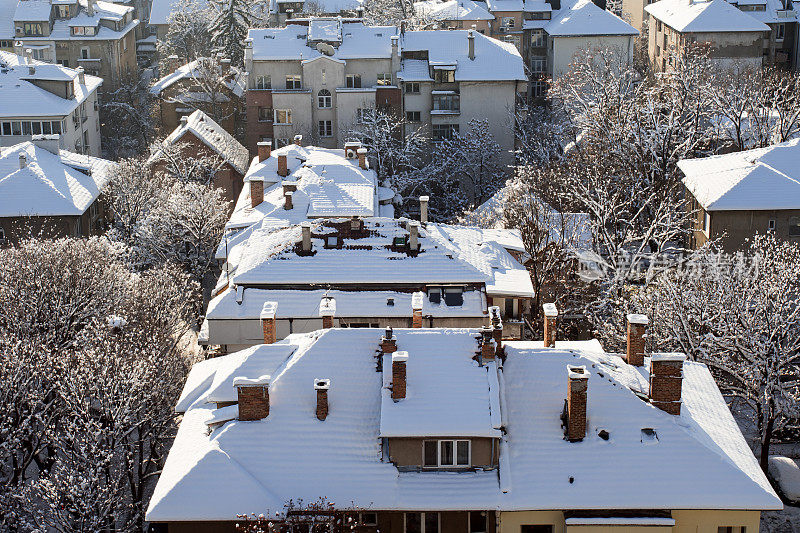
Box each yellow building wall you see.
[499,510,762,533]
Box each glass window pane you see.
[32,121,41,135]
[2,122,11,135]
[440,441,454,466]
[456,440,469,465]
[22,122,31,135]
[12,121,21,135]
[53,121,62,134]
[424,513,439,533]
[423,441,437,467]
[406,513,422,533]
[470,512,487,533]
[42,121,51,135]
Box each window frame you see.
[318,89,332,108]
[318,120,333,138]
[274,109,292,125]
[405,82,420,94]
[256,75,271,90]
[788,217,800,237]
[422,439,470,468]
[776,23,785,42]
[346,74,362,88]
[406,111,421,122]
[404,512,440,533]
[530,29,545,47]
[376,72,392,86]
[431,124,459,142]
[285,74,301,90]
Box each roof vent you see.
[640,428,658,444]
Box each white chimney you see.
[18,153,27,169]
[419,195,429,224]
[468,29,475,61]
[76,66,86,85]
[301,221,312,252]
[408,221,420,251]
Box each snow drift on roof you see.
[546,0,638,36]
[162,110,250,176]
[645,0,771,32]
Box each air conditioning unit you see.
[346,148,356,159]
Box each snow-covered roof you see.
[645,0,771,32]
[0,0,15,39]
[741,0,798,24]
[485,0,523,11]
[248,23,396,61]
[546,0,638,36]
[161,110,250,176]
[12,0,51,21]
[150,58,246,98]
[0,51,102,117]
[226,217,534,298]
[679,138,800,211]
[0,140,115,217]
[414,0,494,21]
[301,0,365,13]
[146,329,781,522]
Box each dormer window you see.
[423,439,470,468]
[23,23,44,36]
[443,287,463,306]
[56,5,70,18]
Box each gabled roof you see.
[679,138,800,211]
[150,58,246,98]
[546,0,638,36]
[645,0,770,32]
[414,0,494,21]
[13,0,51,21]
[0,140,115,217]
[162,110,250,176]
[145,329,781,523]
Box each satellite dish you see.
[316,42,335,56]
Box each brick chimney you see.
[408,221,420,251]
[543,303,558,348]
[18,153,27,169]
[284,190,293,210]
[257,141,272,162]
[278,154,288,177]
[480,329,495,360]
[566,365,589,441]
[626,314,649,366]
[489,305,503,355]
[319,296,335,328]
[235,375,270,421]
[391,351,409,401]
[301,221,312,252]
[419,195,429,224]
[380,326,397,353]
[260,301,278,344]
[468,29,475,60]
[315,378,330,420]
[166,54,180,75]
[282,180,297,194]
[411,291,424,328]
[294,134,302,146]
[650,354,686,415]
[357,147,367,170]
[344,141,361,159]
[250,178,264,208]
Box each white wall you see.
[551,35,635,79]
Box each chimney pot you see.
[319,297,336,328]
[301,222,312,252]
[419,195,429,224]
[626,314,649,366]
[411,291,424,328]
[257,141,272,162]
[391,351,409,401]
[380,326,397,353]
[250,177,264,208]
[566,365,589,441]
[293,134,302,146]
[76,66,85,85]
[260,301,278,344]
[18,153,27,169]
[468,29,475,60]
[543,303,558,348]
[314,378,330,420]
[284,190,294,210]
[650,354,686,415]
[480,334,495,360]
[28,65,35,75]
[235,375,270,421]
[278,154,288,177]
[357,147,368,170]
[488,305,503,356]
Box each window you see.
[530,29,545,47]
[405,513,439,533]
[318,120,333,137]
[258,106,273,121]
[530,56,546,74]
[434,69,455,83]
[405,82,420,94]
[768,219,776,233]
[504,297,514,317]
[318,89,332,108]
[360,513,378,526]
[531,79,547,99]
[285,75,301,89]
[1,122,10,135]
[81,47,90,59]
[776,23,785,41]
[428,287,441,304]
[469,512,487,533]
[11,121,21,136]
[346,74,362,88]
[433,93,460,112]
[422,440,470,467]
[656,20,662,32]
[789,217,800,237]
[520,527,553,533]
[377,72,392,85]
[255,75,271,89]
[431,124,458,141]
[23,23,43,36]
[56,5,69,17]
[530,11,550,20]
[443,287,463,306]
[501,16,515,30]
[356,108,372,123]
[717,528,747,533]
[274,109,292,124]
[406,111,421,122]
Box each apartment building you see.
[202,141,533,351]
[628,0,797,69]
[0,134,114,243]
[243,19,527,166]
[5,0,137,91]
[146,317,781,531]
[644,0,797,71]
[680,137,800,252]
[413,0,637,101]
[0,51,102,155]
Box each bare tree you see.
[156,0,215,64]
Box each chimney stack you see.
[220,58,231,76]
[76,66,85,85]
[300,222,312,252]
[87,0,95,16]
[180,115,189,127]
[293,134,302,146]
[489,305,503,355]
[18,153,27,169]
[357,147,367,170]
[626,314,649,366]
[468,29,475,60]
[278,154,288,177]
[319,297,335,328]
[650,354,686,415]
[250,177,264,208]
[260,301,278,344]
[543,303,558,348]
[380,326,397,353]
[408,221,420,252]
[566,365,589,441]
[480,329,495,360]
[391,351,409,401]
[166,54,180,75]
[235,375,270,421]
[314,378,330,420]
[411,291,424,328]
[257,141,272,162]
[284,190,293,210]
[28,65,35,75]
[419,195,429,224]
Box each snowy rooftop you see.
[0,51,102,117]
[12,0,136,36]
[546,0,638,36]
[224,217,534,298]
[249,23,396,61]
[414,0,494,21]
[679,138,800,211]
[146,329,781,522]
[0,0,14,39]
[149,58,247,99]
[645,0,771,32]
[0,140,115,216]
[160,110,250,176]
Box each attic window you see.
[428,287,441,304]
[443,287,463,306]
[423,440,470,468]
[387,297,395,306]
[640,428,658,444]
[326,235,338,248]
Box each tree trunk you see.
[760,411,775,473]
